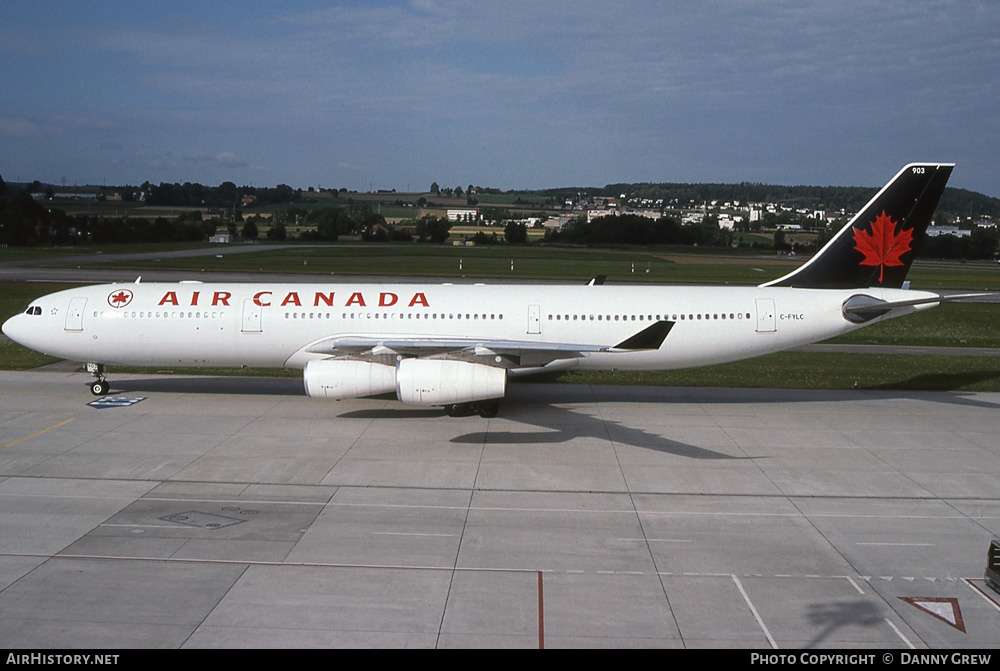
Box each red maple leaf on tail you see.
[852,211,913,283]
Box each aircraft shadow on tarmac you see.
[109,375,1000,460]
[109,374,1000,412]
[865,369,1000,407]
[340,404,743,459]
[113,375,305,396]
[111,376,745,459]
[806,600,883,649]
[334,384,757,460]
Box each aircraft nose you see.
[2,313,28,346]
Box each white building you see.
[926,225,970,238]
[447,208,480,222]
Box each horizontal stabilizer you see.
[842,292,997,323]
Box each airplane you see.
[2,163,988,417]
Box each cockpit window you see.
[24,306,42,316]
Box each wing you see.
[302,320,675,371]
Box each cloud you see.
[3,1,998,194]
[182,151,250,169]
[0,115,118,138]
[0,118,42,138]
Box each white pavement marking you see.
[884,618,916,649]
[964,579,1000,613]
[732,574,777,649]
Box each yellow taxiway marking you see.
[1,418,75,450]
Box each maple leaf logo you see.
[852,211,913,284]
[107,289,133,308]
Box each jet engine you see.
[303,359,396,399]
[395,359,506,406]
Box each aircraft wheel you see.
[477,400,500,418]
[90,380,109,396]
[446,403,470,417]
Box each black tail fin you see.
[762,163,953,289]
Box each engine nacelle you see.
[303,359,397,399]
[395,359,506,406]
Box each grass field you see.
[0,242,219,261]
[51,241,1000,289]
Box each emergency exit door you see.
[527,305,540,334]
[755,298,776,333]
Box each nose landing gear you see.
[87,363,109,396]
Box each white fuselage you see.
[2,281,935,373]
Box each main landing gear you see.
[445,399,501,418]
[87,363,109,396]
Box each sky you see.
[2,1,998,196]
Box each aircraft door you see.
[241,299,262,333]
[64,297,87,332]
[755,298,776,333]
[527,304,540,334]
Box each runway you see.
[1,371,999,648]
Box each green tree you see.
[773,229,791,251]
[314,208,342,241]
[415,215,451,243]
[217,181,237,205]
[267,223,287,241]
[241,220,258,240]
[504,221,528,244]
